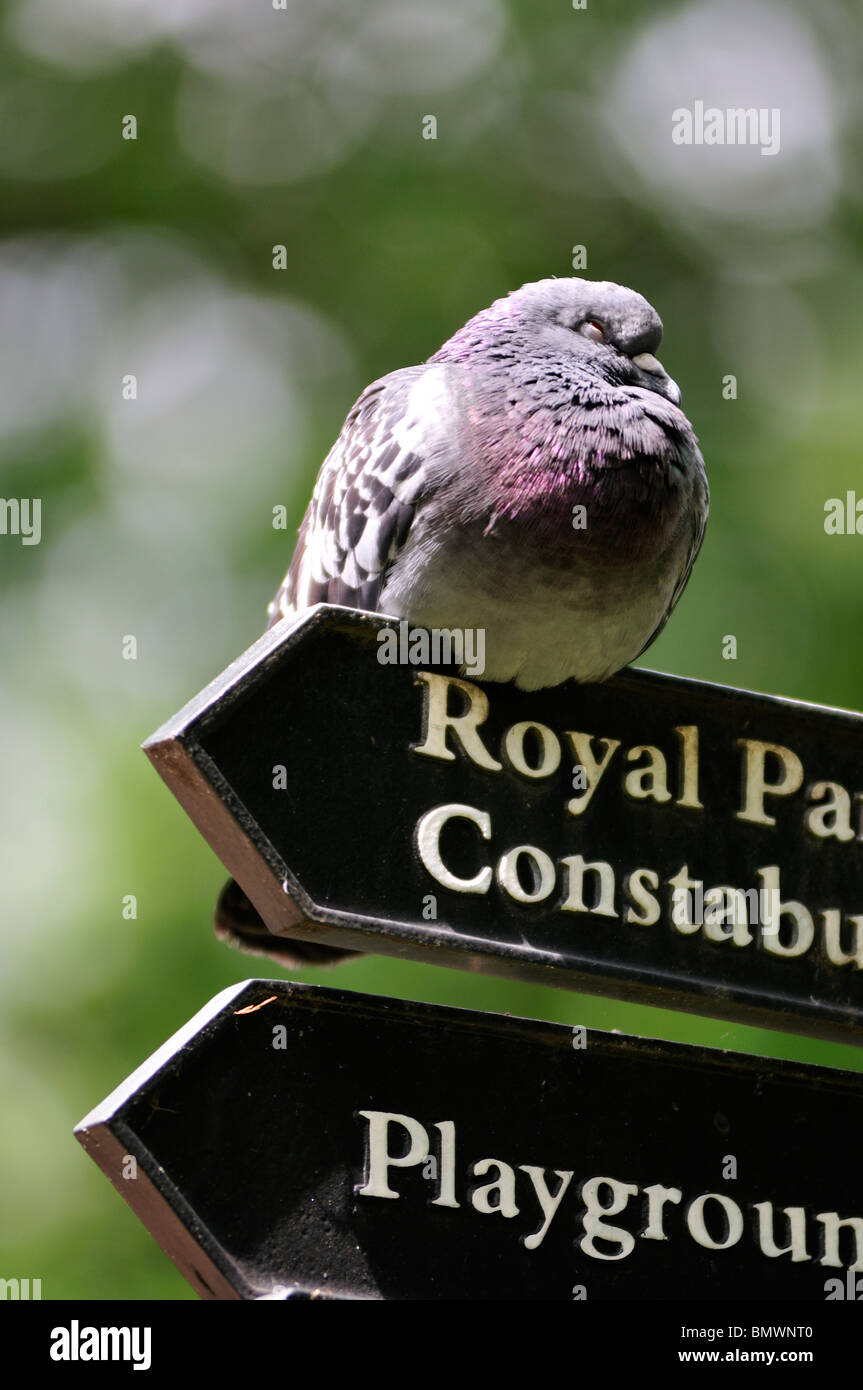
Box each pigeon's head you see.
[504,277,682,406]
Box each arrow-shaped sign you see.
[144,605,863,1042]
[75,979,863,1301]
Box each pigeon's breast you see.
[378,362,706,687]
[379,484,698,689]
[446,372,697,555]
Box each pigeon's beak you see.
[631,352,682,406]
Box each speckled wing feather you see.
[221,364,448,969]
[267,365,432,627]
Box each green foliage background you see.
[1,0,861,1298]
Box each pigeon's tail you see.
[214,878,360,967]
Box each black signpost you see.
[75,603,863,1309]
[75,978,863,1303]
[143,605,863,1043]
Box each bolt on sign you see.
[144,605,863,1043]
[75,980,863,1301]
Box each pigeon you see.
[216,276,708,963]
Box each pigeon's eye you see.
[579,320,605,343]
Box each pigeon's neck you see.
[484,456,681,550]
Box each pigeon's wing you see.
[268,364,442,627]
[220,366,448,969]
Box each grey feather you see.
[268,367,435,625]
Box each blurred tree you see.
[1,0,861,1298]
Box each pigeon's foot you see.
[214,878,361,968]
